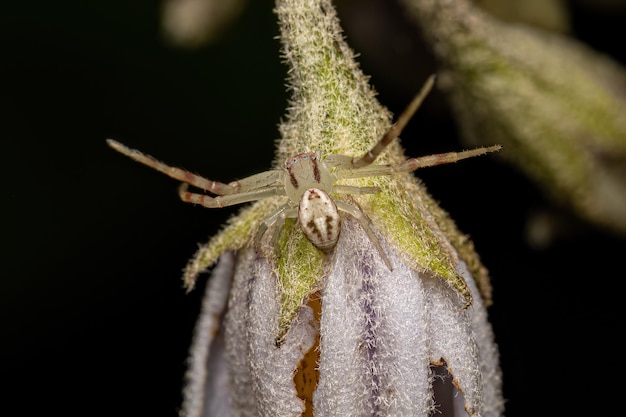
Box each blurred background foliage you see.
[1,1,625,416]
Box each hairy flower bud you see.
[178,1,503,416]
[401,0,626,234]
[183,218,502,416]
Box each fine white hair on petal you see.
[223,249,319,416]
[424,265,483,416]
[182,221,502,417]
[181,252,235,417]
[457,261,505,417]
[316,217,433,416]
[426,259,504,416]
[316,217,503,417]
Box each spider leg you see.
[227,170,283,193]
[333,185,381,195]
[252,204,298,251]
[334,200,392,270]
[394,145,502,172]
[335,145,502,179]
[349,74,436,169]
[107,139,281,195]
[179,183,285,208]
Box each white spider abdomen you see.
[298,188,341,252]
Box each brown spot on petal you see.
[294,294,321,417]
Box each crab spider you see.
[107,75,500,269]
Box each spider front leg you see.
[179,183,285,208]
[350,74,436,169]
[333,185,381,195]
[322,74,437,172]
[393,145,502,173]
[107,139,283,195]
[107,139,242,195]
[335,145,502,180]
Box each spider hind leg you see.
[334,200,393,270]
[252,204,298,255]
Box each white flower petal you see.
[425,260,503,416]
[315,218,433,416]
[224,250,319,416]
[314,217,503,416]
[181,252,235,417]
[182,220,502,417]
[458,262,504,417]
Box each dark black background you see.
[2,1,624,416]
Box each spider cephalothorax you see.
[107,75,500,269]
